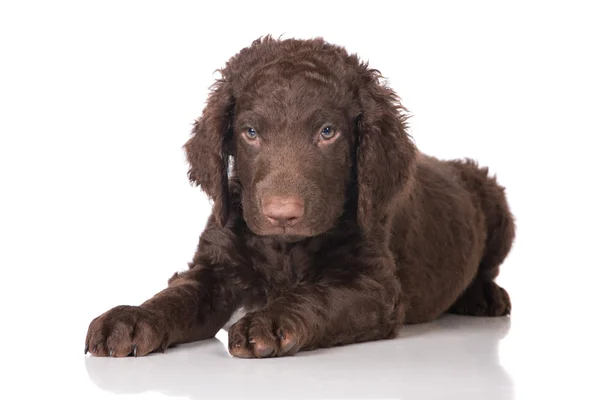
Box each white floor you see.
[9,306,600,399]
[2,2,599,399]
[83,315,516,399]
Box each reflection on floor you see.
[85,314,512,400]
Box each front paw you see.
[85,305,168,357]
[228,310,303,358]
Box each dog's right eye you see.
[244,127,258,140]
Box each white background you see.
[1,1,599,399]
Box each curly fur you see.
[85,36,515,359]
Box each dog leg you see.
[85,265,239,357]
[449,278,511,317]
[228,273,404,358]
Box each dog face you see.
[231,65,355,238]
[185,37,416,238]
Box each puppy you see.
[85,36,515,358]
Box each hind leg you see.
[450,189,515,317]
[448,159,516,317]
[449,278,511,316]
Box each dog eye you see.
[244,127,258,140]
[320,126,336,140]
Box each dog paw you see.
[450,279,511,317]
[228,310,302,358]
[85,305,169,357]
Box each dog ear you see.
[184,77,234,227]
[355,68,417,233]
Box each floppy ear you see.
[184,78,234,227]
[355,69,417,233]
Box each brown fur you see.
[85,36,515,358]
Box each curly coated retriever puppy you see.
[85,36,515,358]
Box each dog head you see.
[185,37,416,239]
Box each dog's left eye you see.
[320,126,336,140]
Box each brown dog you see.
[85,36,515,358]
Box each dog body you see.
[391,154,512,323]
[85,37,514,358]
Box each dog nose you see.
[262,196,304,227]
